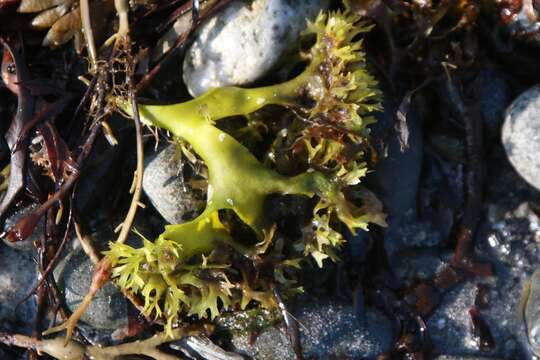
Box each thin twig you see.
[115,63,144,246]
[74,220,100,264]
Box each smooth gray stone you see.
[183,0,329,96]
[54,248,128,331]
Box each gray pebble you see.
[143,144,205,224]
[502,85,540,191]
[54,248,128,332]
[183,0,329,96]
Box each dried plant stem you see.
[3,325,206,360]
[74,221,100,264]
[115,0,130,40]
[115,68,144,246]
[80,0,97,71]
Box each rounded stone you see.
[502,85,540,191]
[182,0,329,97]
[142,144,205,224]
[55,248,128,331]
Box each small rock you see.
[470,148,540,358]
[170,336,245,360]
[183,0,329,96]
[371,94,423,218]
[3,204,44,251]
[142,144,205,224]
[0,242,37,334]
[426,280,530,358]
[502,85,540,190]
[54,247,128,334]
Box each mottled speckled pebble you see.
[502,85,540,191]
[142,144,205,224]
[183,0,329,96]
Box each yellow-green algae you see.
[105,10,385,335]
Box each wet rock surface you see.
[224,299,393,359]
[183,0,329,96]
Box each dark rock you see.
[371,95,423,218]
[54,247,128,337]
[0,242,37,335]
[434,356,503,360]
[427,149,540,359]
[298,300,393,358]
[392,249,449,288]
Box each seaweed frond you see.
[106,9,384,334]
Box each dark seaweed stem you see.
[451,80,484,267]
[17,196,75,309]
[0,38,35,220]
[6,74,106,242]
[29,208,55,360]
[13,96,73,154]
[66,75,98,146]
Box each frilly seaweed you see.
[106,9,385,335]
